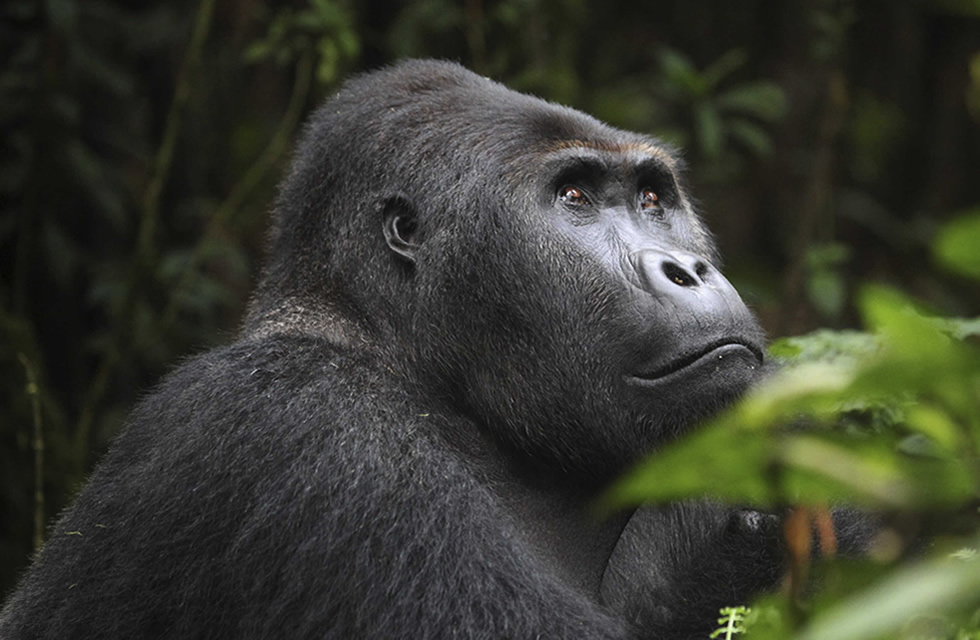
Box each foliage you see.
[935,209,980,280]
[711,606,751,639]
[605,211,980,638]
[244,0,358,86]
[648,47,787,179]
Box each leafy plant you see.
[935,209,980,280]
[244,0,358,86]
[652,48,787,169]
[711,606,751,639]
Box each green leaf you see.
[768,330,879,367]
[701,49,748,90]
[317,39,340,84]
[858,285,951,360]
[695,101,723,158]
[767,338,802,360]
[935,210,980,279]
[727,118,773,157]
[904,403,961,452]
[798,550,980,640]
[658,48,704,96]
[243,41,272,63]
[601,419,776,511]
[716,82,787,121]
[338,29,360,58]
[940,317,980,340]
[605,345,975,511]
[777,433,973,508]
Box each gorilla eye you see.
[640,188,662,212]
[558,185,590,207]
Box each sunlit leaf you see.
[734,361,857,425]
[939,317,980,340]
[904,403,961,452]
[601,420,776,511]
[858,285,954,362]
[798,551,980,640]
[768,330,879,367]
[778,434,974,508]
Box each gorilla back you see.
[0,60,774,639]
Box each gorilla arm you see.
[601,502,786,640]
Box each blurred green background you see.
[1,0,979,596]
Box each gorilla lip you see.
[631,340,763,382]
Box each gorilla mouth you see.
[632,340,764,382]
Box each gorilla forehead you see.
[301,59,678,185]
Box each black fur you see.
[1,60,787,639]
[602,503,785,639]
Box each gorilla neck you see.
[243,296,372,347]
[449,423,632,598]
[502,465,634,598]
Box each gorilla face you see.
[539,144,764,402]
[403,120,765,479]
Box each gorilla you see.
[0,60,787,639]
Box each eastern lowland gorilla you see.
[1,60,791,639]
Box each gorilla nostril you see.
[662,261,698,288]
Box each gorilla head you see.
[248,60,765,480]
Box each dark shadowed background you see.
[1,0,979,595]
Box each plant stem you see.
[156,51,314,336]
[18,353,44,551]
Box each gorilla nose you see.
[633,249,712,294]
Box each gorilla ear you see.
[381,195,422,263]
